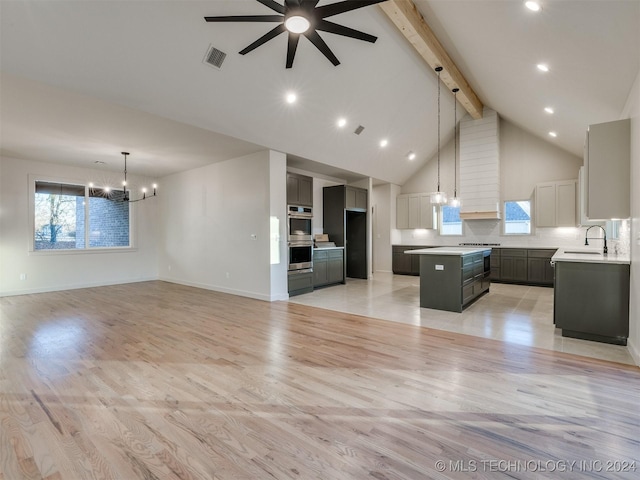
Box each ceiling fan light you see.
[525,1,542,12]
[285,15,310,34]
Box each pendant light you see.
[431,66,447,205]
[449,88,461,208]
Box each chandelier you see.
[120,152,157,202]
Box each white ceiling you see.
[1,1,638,184]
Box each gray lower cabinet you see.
[499,249,528,283]
[527,249,555,285]
[419,251,490,313]
[554,261,629,345]
[489,249,501,280]
[313,249,344,288]
[392,245,428,275]
[398,247,556,287]
[288,271,313,296]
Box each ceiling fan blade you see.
[204,15,283,23]
[316,0,388,19]
[303,30,340,66]
[316,19,377,43]
[286,34,301,68]
[239,23,287,55]
[256,0,286,14]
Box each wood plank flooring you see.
[1,281,639,479]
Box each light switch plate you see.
[435,265,444,271]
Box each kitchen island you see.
[407,247,491,312]
[552,248,630,345]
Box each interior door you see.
[346,210,367,279]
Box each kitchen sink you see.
[563,250,601,255]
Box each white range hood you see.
[459,108,501,220]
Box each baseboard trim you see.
[159,276,281,302]
[0,277,158,297]
[627,338,640,367]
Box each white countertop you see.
[406,247,492,256]
[551,248,630,265]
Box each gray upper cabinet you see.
[535,180,577,227]
[585,119,630,220]
[287,172,313,206]
[396,193,434,229]
[345,186,367,211]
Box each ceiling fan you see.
[204,0,388,68]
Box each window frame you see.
[502,199,532,236]
[439,204,464,236]
[29,174,136,254]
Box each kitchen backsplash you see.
[396,219,630,253]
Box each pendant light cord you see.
[453,88,459,198]
[436,67,442,193]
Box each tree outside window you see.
[34,181,130,250]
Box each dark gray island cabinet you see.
[552,249,630,345]
[407,247,491,313]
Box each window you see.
[504,200,531,235]
[440,205,463,235]
[34,180,130,251]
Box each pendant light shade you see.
[431,67,447,205]
[449,88,462,208]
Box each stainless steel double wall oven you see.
[287,205,313,273]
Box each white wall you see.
[158,150,285,301]
[372,183,401,273]
[623,70,640,365]
[0,156,159,295]
[500,119,584,200]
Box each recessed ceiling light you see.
[525,1,542,12]
[337,117,347,128]
[285,92,297,104]
[544,107,554,114]
[549,131,557,137]
[407,152,416,161]
[380,139,388,148]
[537,63,549,72]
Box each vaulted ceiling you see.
[1,1,638,185]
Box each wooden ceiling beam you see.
[379,0,484,119]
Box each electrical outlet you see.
[168,265,172,271]
[19,273,27,280]
[250,234,257,240]
[226,272,230,279]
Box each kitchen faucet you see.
[584,225,608,254]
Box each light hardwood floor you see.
[1,281,639,479]
[290,273,635,364]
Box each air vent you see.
[354,125,365,135]
[204,45,227,69]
